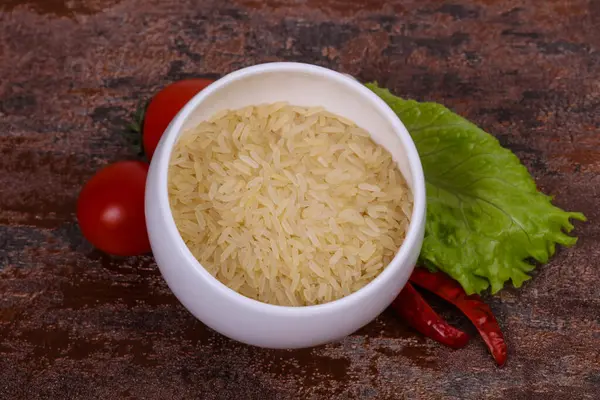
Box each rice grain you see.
[168,103,412,306]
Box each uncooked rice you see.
[168,103,413,306]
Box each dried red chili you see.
[409,268,508,366]
[391,282,470,349]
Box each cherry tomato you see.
[143,79,214,160]
[77,161,151,256]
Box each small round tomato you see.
[77,161,151,256]
[143,79,214,160]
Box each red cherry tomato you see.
[143,79,214,160]
[77,161,151,256]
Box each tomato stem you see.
[126,100,149,159]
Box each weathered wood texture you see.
[1,0,599,399]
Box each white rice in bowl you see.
[168,103,413,306]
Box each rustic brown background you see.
[1,0,599,399]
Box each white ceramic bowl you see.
[145,62,426,349]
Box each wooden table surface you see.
[1,0,599,399]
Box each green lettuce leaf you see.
[368,83,586,294]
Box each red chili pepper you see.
[391,282,470,349]
[409,268,508,366]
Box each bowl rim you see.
[151,61,426,316]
